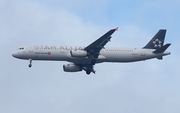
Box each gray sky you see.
[0,0,180,113]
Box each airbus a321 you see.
[12,28,171,75]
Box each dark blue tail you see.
[143,29,166,49]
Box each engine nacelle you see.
[70,50,87,57]
[63,64,82,72]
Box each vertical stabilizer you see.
[143,29,166,49]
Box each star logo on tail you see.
[153,39,162,48]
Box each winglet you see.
[115,27,118,31]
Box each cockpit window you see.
[18,47,24,50]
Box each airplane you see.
[12,28,171,75]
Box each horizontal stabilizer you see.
[153,43,171,53]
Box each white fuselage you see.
[12,46,170,64]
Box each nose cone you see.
[12,51,19,58]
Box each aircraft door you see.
[60,46,65,53]
[28,46,33,53]
[141,49,146,56]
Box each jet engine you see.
[63,64,82,72]
[70,50,87,57]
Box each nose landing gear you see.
[28,64,32,67]
[28,59,32,67]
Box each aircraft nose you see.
[12,51,18,58]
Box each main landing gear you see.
[82,65,96,75]
[91,60,96,65]
[86,70,91,75]
[85,69,96,75]
[28,59,32,67]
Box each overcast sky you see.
[0,0,180,113]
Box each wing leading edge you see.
[84,27,118,57]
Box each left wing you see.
[76,28,118,75]
[84,27,118,58]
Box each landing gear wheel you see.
[28,64,32,67]
[28,59,32,68]
[86,70,91,75]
